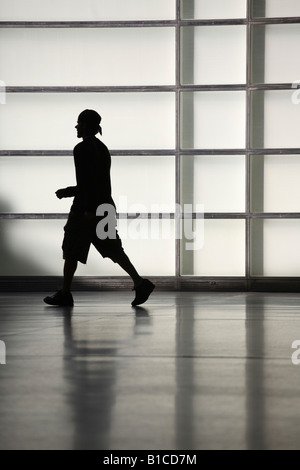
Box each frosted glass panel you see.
[181,26,246,85]
[0,219,175,276]
[112,157,175,213]
[0,93,175,150]
[0,0,175,21]
[181,219,245,276]
[251,91,300,149]
[0,219,65,275]
[181,0,247,19]
[0,156,175,214]
[86,219,175,277]
[181,155,245,212]
[251,155,300,213]
[253,0,300,18]
[181,92,246,149]
[0,157,75,213]
[251,220,300,277]
[0,28,175,86]
[252,25,300,84]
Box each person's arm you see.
[55,186,77,199]
[74,145,96,212]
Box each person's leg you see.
[43,258,77,306]
[92,228,143,287]
[113,250,155,306]
[115,251,142,288]
[62,258,78,293]
[44,212,84,306]
[92,226,155,306]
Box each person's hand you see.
[55,189,67,199]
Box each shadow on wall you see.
[0,197,50,276]
[0,198,104,292]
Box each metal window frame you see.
[1,0,300,291]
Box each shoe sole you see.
[43,297,74,307]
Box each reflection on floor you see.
[0,291,300,450]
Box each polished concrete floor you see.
[1,290,300,450]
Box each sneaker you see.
[131,279,155,306]
[43,290,74,307]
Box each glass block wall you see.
[0,0,300,290]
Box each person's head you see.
[75,109,102,138]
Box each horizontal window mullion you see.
[1,17,300,29]
[0,20,176,28]
[181,149,300,155]
[5,84,299,93]
[0,150,176,157]
[249,149,300,155]
[6,86,177,93]
[3,213,300,220]
[180,149,246,155]
[180,18,300,26]
[0,213,177,219]
[0,213,69,219]
[249,213,300,219]
[250,17,300,25]
[1,149,300,157]
[179,19,247,26]
[249,83,300,91]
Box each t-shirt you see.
[66,136,116,214]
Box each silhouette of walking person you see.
[44,109,155,307]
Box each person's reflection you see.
[174,296,196,450]
[245,295,266,450]
[50,305,154,450]
[133,306,151,340]
[52,307,117,450]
